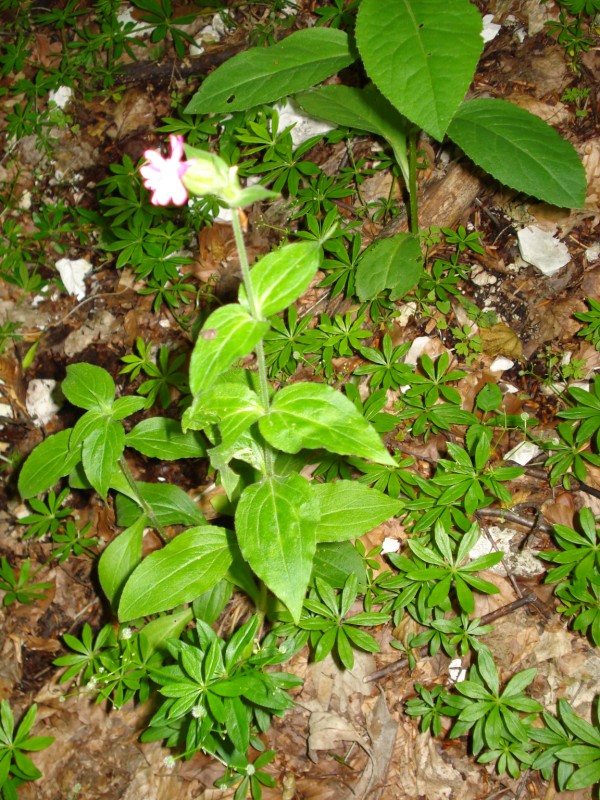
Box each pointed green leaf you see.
[112,478,207,528]
[447,98,587,208]
[189,304,269,396]
[314,481,402,542]
[239,242,322,318]
[119,526,233,620]
[98,515,146,610]
[82,420,125,499]
[355,233,423,302]
[125,418,206,459]
[312,541,367,589]
[18,428,80,499]
[259,382,395,465]
[62,363,115,411]
[184,28,356,114]
[235,474,319,623]
[355,0,483,140]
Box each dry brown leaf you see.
[480,323,524,361]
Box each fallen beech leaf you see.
[480,323,523,361]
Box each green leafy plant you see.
[297,574,389,669]
[575,297,600,349]
[0,558,53,607]
[0,700,54,798]
[18,488,73,539]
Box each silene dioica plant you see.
[15,0,596,793]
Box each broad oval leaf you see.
[235,474,319,623]
[82,419,125,499]
[112,479,207,528]
[189,304,269,397]
[356,0,483,140]
[295,84,409,182]
[184,28,356,114]
[125,418,206,459]
[260,383,396,465]
[314,481,402,542]
[239,242,322,318]
[18,428,81,499]
[356,233,423,302]
[98,515,146,610]
[62,362,115,411]
[447,98,587,208]
[119,526,233,620]
[312,541,367,589]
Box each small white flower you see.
[246,764,256,776]
[163,756,176,769]
[191,705,205,719]
[120,627,133,640]
[381,537,400,554]
[278,644,287,654]
[86,676,98,690]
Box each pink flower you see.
[140,135,189,206]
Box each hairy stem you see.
[231,208,274,476]
[407,126,419,235]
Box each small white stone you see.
[48,86,73,110]
[117,6,146,34]
[404,336,432,366]
[517,226,570,276]
[489,356,514,373]
[26,379,60,426]
[275,99,335,148]
[55,258,93,300]
[585,242,600,263]
[481,14,501,42]
[471,265,497,286]
[504,441,542,466]
[381,537,400,554]
[448,658,467,684]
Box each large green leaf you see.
[260,383,396,466]
[112,479,207,528]
[312,542,367,589]
[239,242,322,318]
[313,481,402,542]
[235,474,319,623]
[125,418,206,459]
[189,304,269,397]
[447,98,587,208]
[184,28,355,114]
[119,527,233,620]
[98,515,146,610]
[355,233,423,302]
[295,84,409,183]
[355,0,483,140]
[183,384,264,447]
[62,363,115,411]
[18,428,81,498]
[82,419,125,499]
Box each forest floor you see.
[0,0,599,798]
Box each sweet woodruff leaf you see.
[184,28,356,114]
[235,474,319,623]
[259,382,396,466]
[119,527,233,620]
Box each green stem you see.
[231,208,274,476]
[118,456,169,544]
[407,126,419,235]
